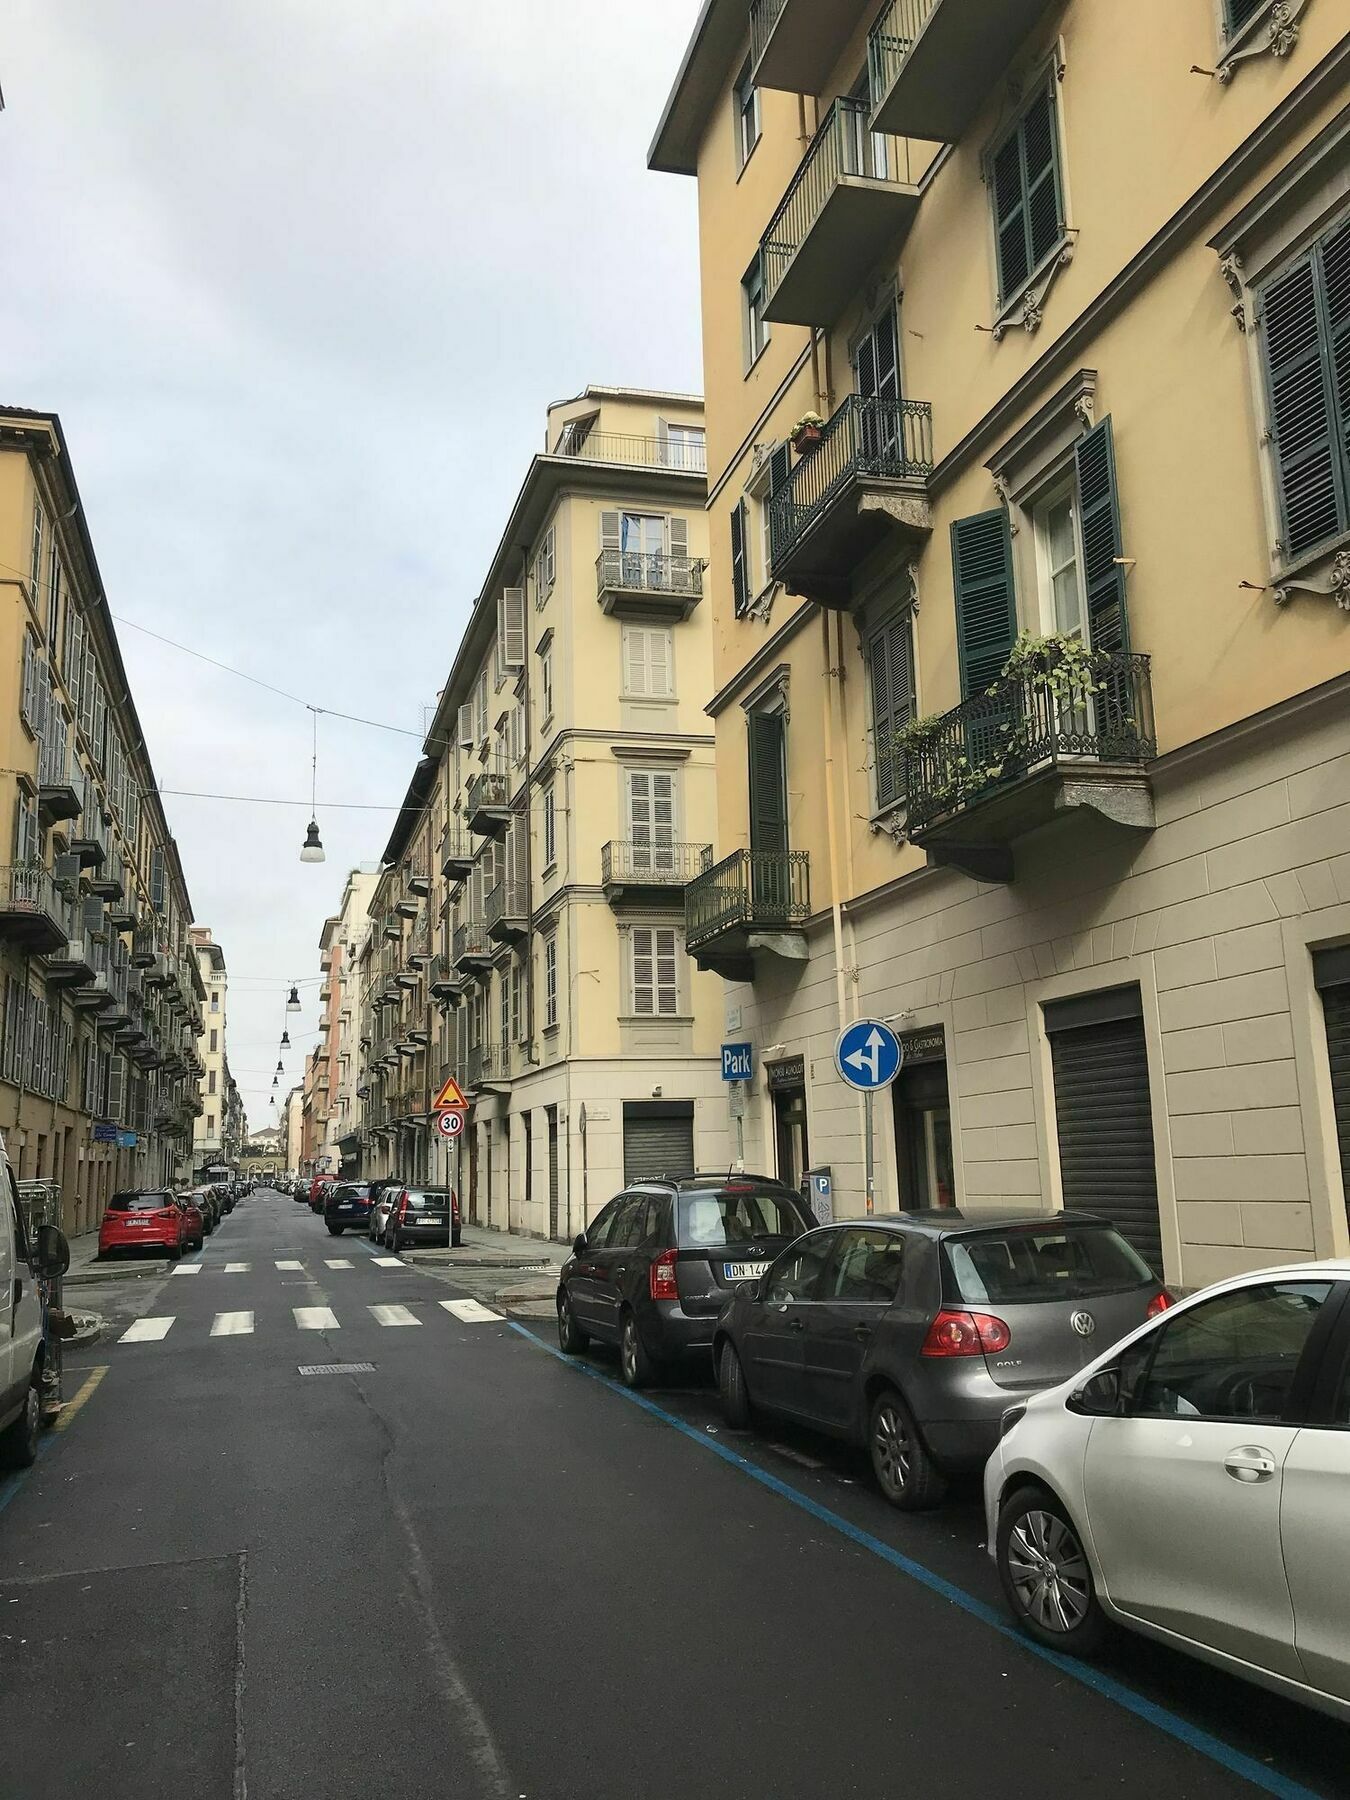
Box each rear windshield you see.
[110,1191,173,1211]
[945,1226,1154,1305]
[404,1191,450,1211]
[332,1185,370,1200]
[678,1188,805,1249]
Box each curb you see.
[65,1260,173,1286]
[64,1313,104,1347]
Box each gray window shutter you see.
[499,588,525,668]
[731,501,749,617]
[1074,417,1130,655]
[600,511,621,554]
[951,509,1017,697]
[457,701,474,749]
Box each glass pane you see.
[764,1231,834,1301]
[679,1189,806,1248]
[826,1229,904,1302]
[1135,1282,1333,1421]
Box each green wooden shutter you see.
[1323,218,1350,528]
[1074,417,1129,655]
[991,84,1063,305]
[1226,0,1266,31]
[1259,239,1347,559]
[731,500,749,617]
[992,133,1029,303]
[952,510,1017,696]
[747,709,787,856]
[869,613,915,811]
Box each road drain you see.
[298,1362,376,1376]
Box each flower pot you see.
[791,426,823,455]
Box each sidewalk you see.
[403,1223,567,1316]
[63,1228,172,1287]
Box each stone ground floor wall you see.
[723,683,1350,1290]
[1,1080,179,1237]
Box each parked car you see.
[324,1182,374,1236]
[216,1184,235,1215]
[308,1175,335,1214]
[175,1190,205,1252]
[986,1260,1350,1723]
[713,1210,1171,1510]
[558,1175,814,1389]
[0,1132,66,1467]
[384,1186,460,1252]
[192,1185,221,1233]
[292,1181,309,1204]
[98,1190,190,1261]
[368,1181,402,1243]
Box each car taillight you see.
[649,1248,679,1301]
[157,1209,178,1220]
[1146,1289,1174,1319]
[921,1308,1011,1357]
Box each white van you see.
[0,1132,65,1468]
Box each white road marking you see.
[294,1307,339,1330]
[171,1263,203,1276]
[211,1312,255,1337]
[120,1317,175,1343]
[371,1256,404,1268]
[440,1299,503,1323]
[324,1259,353,1269]
[225,1263,251,1273]
[275,1259,304,1271]
[370,1304,420,1327]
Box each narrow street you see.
[0,1189,1340,1800]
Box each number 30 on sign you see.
[435,1110,465,1139]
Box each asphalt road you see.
[0,1190,1344,1800]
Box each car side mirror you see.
[572,1234,587,1255]
[1071,1366,1122,1416]
[35,1224,70,1279]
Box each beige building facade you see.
[190,927,233,1170]
[0,409,205,1231]
[652,1,1350,1285]
[319,867,377,1176]
[358,388,730,1236]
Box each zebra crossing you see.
[118,1297,504,1344]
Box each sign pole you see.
[864,1091,875,1217]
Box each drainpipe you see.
[819,611,849,1039]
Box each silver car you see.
[368,1182,402,1243]
[986,1260,1350,1724]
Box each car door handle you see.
[854,1324,873,1341]
[1225,1446,1277,1484]
[786,1317,804,1332]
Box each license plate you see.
[723,1261,768,1281]
[420,1217,445,1225]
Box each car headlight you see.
[999,1403,1027,1441]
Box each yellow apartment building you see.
[357,387,729,1235]
[652,1,1350,1285]
[190,926,230,1168]
[0,408,205,1230]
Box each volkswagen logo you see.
[1070,1311,1096,1339]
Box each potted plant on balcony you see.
[789,412,826,455]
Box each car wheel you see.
[718,1342,752,1430]
[193,1237,204,1253]
[557,1293,589,1355]
[619,1312,655,1390]
[326,1223,343,1237]
[868,1388,947,1512]
[0,1370,41,1470]
[166,1241,181,1262]
[451,1229,462,1248]
[997,1487,1108,1655]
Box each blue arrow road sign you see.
[834,1019,903,1092]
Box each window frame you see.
[542,782,557,872]
[742,254,771,372]
[621,622,675,701]
[983,62,1069,318]
[865,601,917,816]
[733,58,761,173]
[627,923,681,1019]
[543,933,558,1031]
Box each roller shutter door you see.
[623,1102,694,1185]
[1314,949,1350,1230]
[1046,987,1162,1273]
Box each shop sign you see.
[900,1027,946,1065]
[766,1056,805,1091]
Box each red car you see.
[177,1191,206,1252]
[308,1175,336,1213]
[98,1190,189,1260]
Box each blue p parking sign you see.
[721,1042,754,1081]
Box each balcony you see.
[394,891,419,921]
[467,771,512,839]
[73,939,114,1012]
[108,894,138,931]
[601,841,708,906]
[750,0,871,94]
[46,929,96,987]
[453,920,494,978]
[407,916,433,968]
[70,809,108,870]
[429,955,465,1008]
[595,550,705,622]
[131,923,159,969]
[405,850,431,898]
[144,952,173,989]
[441,828,475,881]
[382,911,402,941]
[485,880,528,945]
[767,394,932,608]
[868,0,1049,142]
[37,742,82,826]
[685,849,811,980]
[89,853,125,902]
[552,427,706,474]
[762,97,920,329]
[903,652,1157,882]
[0,866,68,954]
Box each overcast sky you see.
[1,0,702,1136]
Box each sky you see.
[1,0,704,1136]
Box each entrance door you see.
[546,1107,559,1239]
[891,1055,954,1209]
[772,1086,809,1196]
[853,307,901,463]
[748,710,789,919]
[1046,986,1163,1274]
[1314,949,1350,1234]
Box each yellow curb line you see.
[54,1365,109,1431]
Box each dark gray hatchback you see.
[557,1175,814,1388]
[713,1210,1171,1510]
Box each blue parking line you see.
[510,1322,1322,1800]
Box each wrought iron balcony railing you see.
[453,920,493,969]
[601,841,707,888]
[485,880,528,940]
[867,0,1047,141]
[0,865,67,951]
[767,394,932,584]
[685,849,811,954]
[441,827,475,878]
[903,653,1156,836]
[552,426,706,473]
[867,0,930,103]
[595,551,705,601]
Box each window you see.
[629,926,679,1017]
[626,769,676,872]
[510,958,524,1043]
[766,1232,835,1304]
[1129,1282,1332,1422]
[30,498,44,607]
[206,1114,216,1135]
[988,76,1065,308]
[209,1029,218,1053]
[1257,217,1350,563]
[475,670,489,745]
[211,989,221,1012]
[733,59,761,170]
[730,499,750,617]
[746,444,791,598]
[742,254,770,368]
[585,1197,622,1248]
[534,525,556,608]
[867,608,916,812]
[1223,0,1270,38]
[1033,487,1085,637]
[499,966,510,1055]
[14,790,39,866]
[622,624,673,699]
[824,1228,905,1303]
[539,642,554,725]
[664,423,706,471]
[208,1069,217,1095]
[46,539,61,647]
[20,633,42,735]
[542,783,556,869]
[543,935,558,1029]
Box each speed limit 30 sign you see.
[435,1109,465,1139]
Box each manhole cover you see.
[297,1362,375,1376]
